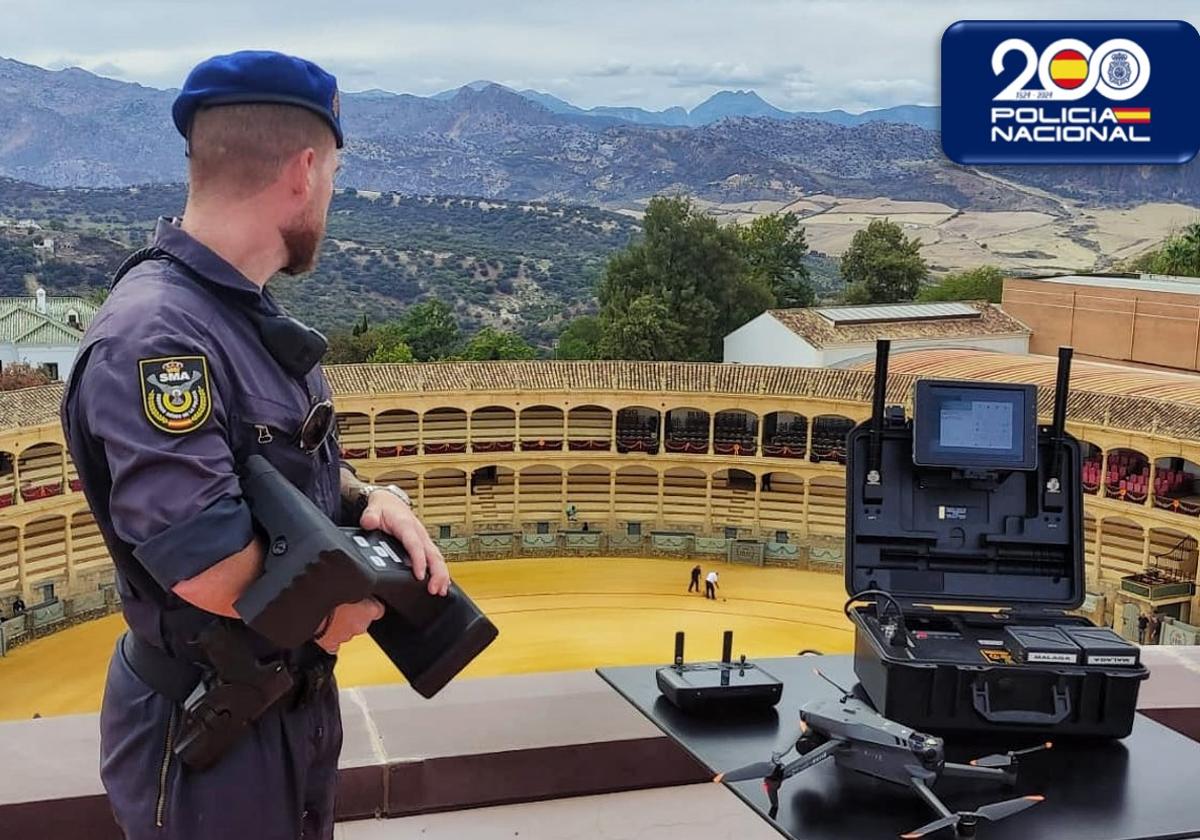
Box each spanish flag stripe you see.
[1113,108,1151,123]
[1049,59,1088,80]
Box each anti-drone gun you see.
[234,454,498,697]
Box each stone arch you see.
[423,408,467,454]
[375,409,419,457]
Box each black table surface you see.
[597,655,1200,840]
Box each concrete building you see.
[0,288,98,381]
[1004,274,1200,373]
[723,301,1031,368]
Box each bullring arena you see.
[2,355,1200,722]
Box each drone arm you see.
[908,776,954,821]
[941,761,1013,783]
[777,738,842,781]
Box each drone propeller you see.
[714,761,781,784]
[975,795,1045,822]
[899,814,961,839]
[970,741,1053,769]
[900,795,1044,838]
[715,758,786,816]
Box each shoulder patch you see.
[139,355,213,434]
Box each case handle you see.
[971,676,1071,725]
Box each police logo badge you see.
[139,356,212,434]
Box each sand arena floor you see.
[0,557,854,720]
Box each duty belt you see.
[120,629,334,769]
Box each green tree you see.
[840,219,927,304]
[367,323,415,363]
[1149,222,1200,277]
[917,265,1005,303]
[461,327,536,360]
[325,330,372,364]
[597,196,767,361]
[738,213,814,308]
[597,294,689,361]
[399,299,460,361]
[555,315,602,360]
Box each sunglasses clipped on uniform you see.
[298,399,335,455]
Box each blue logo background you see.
[942,20,1200,165]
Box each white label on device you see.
[978,639,1005,647]
[1027,652,1078,664]
[1088,655,1137,666]
[380,540,404,565]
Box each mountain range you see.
[431,80,940,130]
[1,57,1197,208]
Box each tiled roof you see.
[867,349,1200,439]
[0,294,96,345]
[877,349,1200,408]
[0,383,66,429]
[767,301,1030,348]
[0,295,98,327]
[0,308,83,344]
[4,357,1200,440]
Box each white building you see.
[0,288,99,381]
[724,301,1031,369]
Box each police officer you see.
[61,51,450,839]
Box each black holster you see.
[121,625,326,772]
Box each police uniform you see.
[61,52,348,840]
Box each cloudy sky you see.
[4,0,1199,112]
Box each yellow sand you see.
[0,557,853,720]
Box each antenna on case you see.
[863,339,890,502]
[1045,346,1073,502]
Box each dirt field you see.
[655,190,1200,277]
[0,557,853,721]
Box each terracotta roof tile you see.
[3,357,1200,441]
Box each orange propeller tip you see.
[969,759,978,766]
[1045,741,1054,749]
[713,773,725,784]
[900,833,921,839]
[1026,795,1045,802]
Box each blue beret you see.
[173,50,343,148]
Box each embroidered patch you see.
[139,356,212,434]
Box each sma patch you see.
[140,356,213,434]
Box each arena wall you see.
[1,360,1198,635]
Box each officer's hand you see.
[315,597,384,654]
[360,493,451,597]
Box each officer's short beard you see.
[280,202,325,276]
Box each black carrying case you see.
[844,343,1148,739]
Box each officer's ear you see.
[281,147,319,203]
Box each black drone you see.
[715,671,1050,838]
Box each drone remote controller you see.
[656,630,783,713]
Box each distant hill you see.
[689,90,794,124]
[0,58,1195,208]
[431,80,938,129]
[0,177,640,344]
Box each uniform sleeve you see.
[78,334,254,590]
